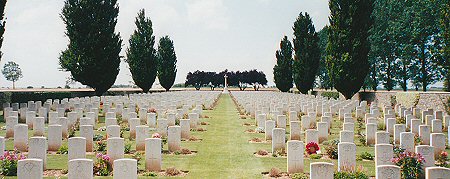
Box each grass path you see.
[165,93,268,178]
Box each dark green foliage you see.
[320,91,339,99]
[292,12,320,94]
[327,0,374,99]
[440,0,450,92]
[325,139,339,159]
[409,0,441,91]
[334,170,369,179]
[273,36,293,92]
[157,36,177,91]
[59,0,122,96]
[0,0,6,62]
[126,9,157,93]
[185,70,267,91]
[358,151,374,160]
[318,26,332,90]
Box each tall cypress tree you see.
[292,12,320,94]
[157,36,177,91]
[318,26,332,90]
[60,0,122,95]
[273,36,293,92]
[126,9,157,93]
[327,0,374,99]
[0,0,6,62]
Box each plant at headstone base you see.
[124,142,132,154]
[257,149,269,156]
[309,154,322,159]
[143,171,158,177]
[174,150,181,155]
[377,122,386,130]
[291,173,308,179]
[325,139,339,159]
[165,167,181,176]
[93,134,104,141]
[61,169,68,174]
[436,151,449,167]
[396,117,406,125]
[60,0,122,96]
[95,140,107,152]
[356,117,364,135]
[358,135,366,146]
[305,142,320,155]
[391,151,424,179]
[0,151,26,176]
[273,148,286,157]
[57,145,69,154]
[132,152,142,166]
[414,135,422,145]
[334,166,368,179]
[390,95,397,108]
[393,146,406,156]
[93,153,112,176]
[445,97,450,115]
[357,152,374,161]
[268,167,282,177]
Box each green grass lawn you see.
[0,94,449,178]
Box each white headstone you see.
[145,138,162,172]
[68,137,86,160]
[287,140,304,174]
[68,159,93,179]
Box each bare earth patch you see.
[44,169,65,177]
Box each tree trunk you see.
[12,81,15,89]
[402,63,407,91]
[419,43,428,91]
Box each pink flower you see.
[152,133,161,138]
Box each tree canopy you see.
[273,36,293,92]
[59,0,122,95]
[125,9,157,93]
[2,61,22,89]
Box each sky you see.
[0,0,330,89]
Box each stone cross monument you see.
[222,74,229,94]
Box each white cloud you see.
[186,0,229,30]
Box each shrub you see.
[143,171,158,177]
[306,142,320,155]
[124,143,132,154]
[93,134,104,141]
[414,135,422,145]
[132,152,142,166]
[165,167,181,176]
[436,151,449,167]
[269,167,282,177]
[321,91,340,99]
[0,151,26,176]
[57,145,69,154]
[310,154,322,159]
[325,139,339,159]
[334,170,368,179]
[93,153,112,176]
[257,150,269,156]
[396,117,406,124]
[188,136,199,141]
[391,151,424,179]
[95,140,107,152]
[358,152,374,160]
[291,173,308,179]
[377,122,386,130]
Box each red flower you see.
[305,142,320,155]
